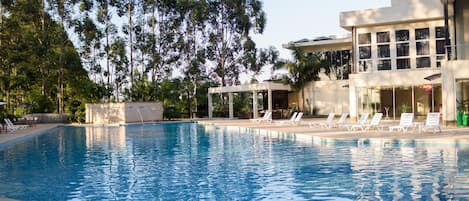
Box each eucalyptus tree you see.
[46,0,79,113]
[75,16,103,83]
[142,0,180,100]
[115,0,137,98]
[96,0,118,101]
[176,0,209,118]
[275,46,322,112]
[109,37,129,102]
[242,38,279,79]
[206,0,266,87]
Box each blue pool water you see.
[1,123,469,200]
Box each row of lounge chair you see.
[310,112,441,133]
[250,111,304,124]
[249,111,441,133]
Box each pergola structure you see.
[208,82,292,119]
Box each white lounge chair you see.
[419,112,441,133]
[275,112,298,124]
[389,113,414,132]
[4,118,28,131]
[351,113,383,131]
[291,112,304,124]
[250,111,272,123]
[310,113,335,127]
[341,113,369,130]
[322,113,348,128]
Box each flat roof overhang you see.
[339,0,444,31]
[208,82,291,94]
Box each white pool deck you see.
[197,118,469,144]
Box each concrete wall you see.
[442,60,469,122]
[297,80,349,115]
[85,102,163,124]
[350,69,442,87]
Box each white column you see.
[252,91,258,119]
[442,61,456,122]
[349,85,358,121]
[267,89,272,113]
[228,92,234,119]
[208,94,213,119]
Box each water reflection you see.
[0,123,469,200]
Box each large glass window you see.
[358,33,372,72]
[396,29,410,70]
[415,28,431,68]
[377,32,391,71]
[435,26,446,67]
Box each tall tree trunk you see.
[105,0,110,102]
[41,0,46,96]
[57,0,65,114]
[128,1,134,101]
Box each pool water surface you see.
[1,123,469,200]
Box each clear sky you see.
[246,0,391,82]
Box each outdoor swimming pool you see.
[0,122,469,200]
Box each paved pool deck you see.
[0,124,61,146]
[197,118,469,143]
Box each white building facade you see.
[290,0,468,123]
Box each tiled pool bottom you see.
[1,123,469,200]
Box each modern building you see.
[288,0,467,124]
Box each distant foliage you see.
[0,0,273,121]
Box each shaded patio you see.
[208,82,292,119]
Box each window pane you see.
[435,26,446,38]
[378,45,390,58]
[415,28,430,40]
[377,32,390,43]
[359,33,371,44]
[416,57,431,68]
[378,60,391,71]
[436,55,445,68]
[416,41,430,55]
[359,46,371,59]
[436,39,446,54]
[397,58,410,69]
[397,43,409,57]
[358,60,372,72]
[396,30,409,41]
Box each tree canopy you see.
[0,0,277,121]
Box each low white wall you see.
[85,102,163,124]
